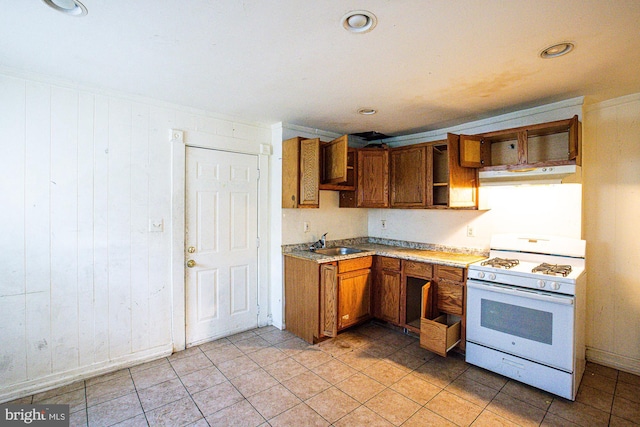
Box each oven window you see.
[480,299,553,345]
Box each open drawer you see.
[420,315,461,357]
[419,282,461,356]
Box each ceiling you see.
[2,1,640,137]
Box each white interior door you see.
[185,147,259,346]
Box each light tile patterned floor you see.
[4,322,640,426]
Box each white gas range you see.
[465,234,586,400]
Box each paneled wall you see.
[0,72,271,401]
[583,94,640,374]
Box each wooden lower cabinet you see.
[284,255,322,343]
[375,268,401,323]
[436,279,464,315]
[370,256,468,355]
[284,253,467,353]
[338,269,371,330]
[373,257,401,324]
[284,254,372,343]
[320,263,338,338]
[401,260,434,333]
[431,265,467,353]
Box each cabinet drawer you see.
[436,265,464,282]
[404,261,433,278]
[420,314,461,357]
[376,256,400,271]
[338,256,373,273]
[436,280,464,315]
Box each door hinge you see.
[257,168,260,180]
[256,237,260,248]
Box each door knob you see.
[187,246,196,253]
[186,259,196,268]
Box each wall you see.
[368,183,583,250]
[0,70,271,401]
[583,93,640,374]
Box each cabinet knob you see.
[186,259,196,268]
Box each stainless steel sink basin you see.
[313,247,363,256]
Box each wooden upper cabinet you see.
[447,135,478,208]
[458,115,581,170]
[428,137,478,209]
[320,135,348,186]
[282,137,320,208]
[357,148,389,208]
[299,138,321,206]
[460,134,490,168]
[390,145,428,208]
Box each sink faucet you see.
[309,232,328,251]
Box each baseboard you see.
[586,346,640,376]
[0,343,173,404]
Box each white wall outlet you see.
[466,225,475,237]
[149,218,164,232]
[381,219,387,229]
[303,221,310,233]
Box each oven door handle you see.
[467,280,574,306]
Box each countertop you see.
[284,243,487,268]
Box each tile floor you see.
[4,322,640,426]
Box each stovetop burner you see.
[481,257,520,269]
[532,263,572,277]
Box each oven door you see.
[466,279,575,372]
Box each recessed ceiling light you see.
[540,42,574,59]
[358,108,377,115]
[342,10,377,34]
[42,0,88,17]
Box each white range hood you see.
[479,164,581,185]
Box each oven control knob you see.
[551,282,560,290]
[477,272,485,279]
[488,273,496,281]
[537,280,546,288]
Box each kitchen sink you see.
[312,247,363,256]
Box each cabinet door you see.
[321,135,348,185]
[299,138,321,206]
[390,145,427,208]
[376,269,400,324]
[338,269,371,330]
[447,134,478,209]
[320,263,338,337]
[357,149,389,208]
[282,137,320,208]
[568,115,580,162]
[282,137,301,208]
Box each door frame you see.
[170,129,271,352]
